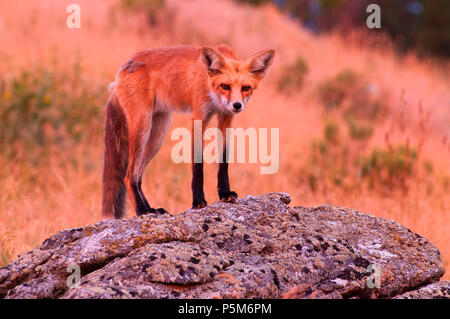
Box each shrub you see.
[0,65,106,165]
[317,69,358,110]
[345,116,373,140]
[303,117,424,194]
[344,96,389,123]
[358,145,418,190]
[324,119,340,144]
[235,0,271,6]
[118,0,167,26]
[318,69,389,132]
[278,56,309,93]
[304,120,350,192]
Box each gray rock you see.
[393,281,450,299]
[0,193,446,299]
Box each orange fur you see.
[102,45,275,218]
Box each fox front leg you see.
[191,118,208,209]
[217,114,238,203]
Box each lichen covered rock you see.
[393,281,450,299]
[0,193,446,299]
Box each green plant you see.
[278,56,309,92]
[344,99,389,123]
[318,69,389,134]
[235,0,270,6]
[0,64,106,165]
[358,145,418,190]
[302,113,427,194]
[119,0,166,26]
[317,69,358,110]
[324,119,340,144]
[304,120,351,192]
[345,116,373,140]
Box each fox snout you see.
[225,99,244,114]
[233,102,242,111]
[229,89,245,113]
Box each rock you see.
[393,281,450,299]
[0,192,446,299]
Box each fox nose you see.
[233,102,242,110]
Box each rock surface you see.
[0,192,447,299]
[393,281,450,299]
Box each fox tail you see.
[101,91,129,219]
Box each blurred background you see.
[0,0,448,278]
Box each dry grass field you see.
[0,0,449,279]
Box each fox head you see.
[201,46,275,115]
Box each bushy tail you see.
[101,92,129,219]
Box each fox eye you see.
[220,84,231,91]
[242,85,251,92]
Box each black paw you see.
[219,191,238,203]
[192,199,207,209]
[137,207,169,216]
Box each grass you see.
[0,0,448,280]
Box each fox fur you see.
[102,45,275,219]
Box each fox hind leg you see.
[124,109,154,216]
[136,111,172,215]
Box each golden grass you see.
[0,0,448,279]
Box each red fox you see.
[102,45,275,219]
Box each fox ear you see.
[247,49,275,78]
[201,47,226,75]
